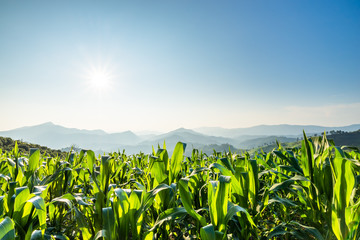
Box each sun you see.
[85,65,114,95]
[89,69,111,89]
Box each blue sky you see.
[0,0,359,132]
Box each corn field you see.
[0,132,359,240]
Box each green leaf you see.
[302,131,316,201]
[225,202,255,227]
[269,175,309,193]
[102,207,115,240]
[0,196,4,216]
[268,195,297,207]
[0,217,15,240]
[112,188,130,239]
[86,150,95,174]
[50,194,74,209]
[207,175,231,234]
[178,178,207,227]
[13,186,31,223]
[27,196,46,229]
[74,208,92,240]
[214,175,230,233]
[28,149,40,173]
[209,163,245,205]
[219,157,235,174]
[247,159,259,209]
[100,156,112,195]
[129,190,142,238]
[170,142,186,183]
[30,230,43,240]
[268,224,288,239]
[331,147,355,240]
[273,150,303,175]
[290,221,324,240]
[13,141,19,158]
[150,150,168,185]
[200,224,216,240]
[150,207,188,231]
[94,230,107,240]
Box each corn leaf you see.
[178,178,207,227]
[0,217,15,240]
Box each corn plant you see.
[0,135,359,239]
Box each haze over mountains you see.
[194,125,360,138]
[1,122,359,154]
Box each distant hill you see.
[1,122,359,154]
[0,136,65,157]
[237,136,297,149]
[141,128,236,146]
[194,124,360,138]
[137,128,238,155]
[249,130,360,155]
[327,130,360,149]
[0,122,140,150]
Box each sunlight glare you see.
[89,69,110,89]
[85,65,115,96]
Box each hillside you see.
[236,135,297,149]
[250,130,360,154]
[0,136,65,157]
[327,130,360,149]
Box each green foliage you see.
[0,134,359,239]
[0,136,65,158]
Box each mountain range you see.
[1,122,359,154]
[194,124,360,138]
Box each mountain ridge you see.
[194,124,360,137]
[1,122,359,153]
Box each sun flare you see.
[84,65,114,95]
[89,69,111,89]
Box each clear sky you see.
[0,0,359,133]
